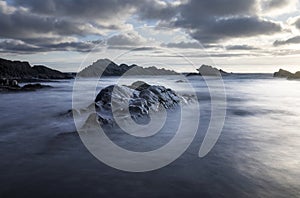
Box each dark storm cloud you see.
[178,0,257,18]
[137,0,177,20]
[161,41,202,49]
[11,0,175,21]
[0,1,101,40]
[189,17,281,44]
[294,18,300,29]
[11,0,135,20]
[262,0,291,10]
[0,39,97,54]
[1,0,178,53]
[0,0,286,54]
[39,41,97,52]
[226,45,259,50]
[161,41,221,49]
[0,40,42,54]
[273,36,300,46]
[106,33,145,47]
[170,0,282,44]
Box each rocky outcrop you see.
[31,65,72,79]
[274,69,300,79]
[0,58,73,80]
[77,59,178,77]
[197,64,228,76]
[0,83,52,92]
[94,81,186,125]
[186,64,228,76]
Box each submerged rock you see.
[94,81,184,125]
[22,83,52,90]
[274,69,300,79]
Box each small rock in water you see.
[0,82,52,92]
[22,83,52,90]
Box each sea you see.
[0,74,299,197]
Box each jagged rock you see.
[0,58,73,80]
[197,64,227,76]
[185,64,228,76]
[94,81,184,125]
[274,69,293,78]
[77,59,178,77]
[128,81,151,91]
[274,69,300,79]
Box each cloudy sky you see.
[1,0,300,72]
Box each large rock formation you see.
[197,64,227,76]
[186,64,228,76]
[77,59,178,77]
[94,81,185,125]
[274,69,300,79]
[0,58,73,80]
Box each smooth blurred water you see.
[0,74,299,197]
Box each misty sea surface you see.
[0,74,300,197]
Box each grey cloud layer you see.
[262,0,291,10]
[0,0,289,54]
[274,36,300,46]
[294,18,300,29]
[170,0,282,44]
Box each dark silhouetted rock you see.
[274,69,293,78]
[0,83,52,92]
[197,64,228,76]
[77,59,178,77]
[185,64,228,76]
[0,58,73,80]
[274,69,300,79]
[22,83,52,90]
[32,65,72,79]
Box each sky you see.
[0,0,300,73]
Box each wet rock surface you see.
[94,81,184,125]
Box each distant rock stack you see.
[77,59,178,77]
[197,64,228,76]
[274,69,300,80]
[186,64,228,76]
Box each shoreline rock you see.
[0,83,52,92]
[274,69,300,80]
[0,58,73,81]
